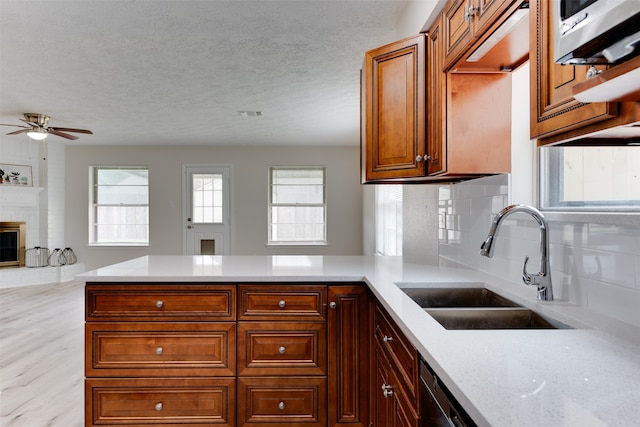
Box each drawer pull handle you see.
[329,301,337,309]
[155,300,164,308]
[279,346,286,354]
[155,402,163,411]
[155,347,163,355]
[383,335,393,343]
[278,401,286,410]
[278,300,286,308]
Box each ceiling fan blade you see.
[0,123,29,128]
[6,129,30,136]
[20,118,40,127]
[50,127,93,134]
[48,129,79,140]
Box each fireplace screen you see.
[0,222,26,268]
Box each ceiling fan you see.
[0,113,93,140]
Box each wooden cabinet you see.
[443,0,513,69]
[237,284,328,426]
[361,35,427,182]
[529,0,640,144]
[328,285,371,427]
[529,0,616,141]
[86,282,370,426]
[370,303,419,427]
[85,284,237,427]
[427,15,446,175]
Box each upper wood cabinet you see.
[443,0,513,69]
[361,35,427,182]
[529,0,616,141]
[529,0,640,144]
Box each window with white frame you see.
[540,145,640,211]
[268,166,326,245]
[375,185,403,256]
[89,166,149,245]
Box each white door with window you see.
[183,165,231,255]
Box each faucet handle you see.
[522,256,534,285]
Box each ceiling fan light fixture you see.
[26,129,48,140]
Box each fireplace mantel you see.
[0,186,44,207]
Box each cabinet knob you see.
[278,401,286,410]
[155,402,163,411]
[383,335,393,343]
[329,301,337,309]
[156,300,164,308]
[278,300,286,308]
[416,155,431,163]
[381,384,394,398]
[155,347,163,355]
[279,346,286,354]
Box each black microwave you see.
[554,0,640,65]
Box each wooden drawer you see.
[237,377,327,427]
[238,285,326,321]
[86,284,235,321]
[375,304,418,403]
[86,322,236,377]
[85,377,235,427]
[237,322,327,376]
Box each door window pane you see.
[192,174,223,223]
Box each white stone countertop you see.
[77,255,640,427]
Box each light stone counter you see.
[77,255,640,427]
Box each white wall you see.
[65,145,363,270]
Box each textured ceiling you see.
[0,0,429,146]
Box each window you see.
[89,166,149,245]
[191,173,223,224]
[375,185,403,256]
[268,167,326,245]
[540,146,640,211]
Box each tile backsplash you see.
[438,174,640,328]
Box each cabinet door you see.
[443,0,474,66]
[328,285,370,426]
[529,0,616,140]
[427,15,446,175]
[372,342,394,427]
[473,0,511,36]
[363,35,427,182]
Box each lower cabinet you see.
[371,303,420,427]
[85,282,370,426]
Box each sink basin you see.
[425,308,570,330]
[402,287,520,308]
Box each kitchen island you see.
[78,255,640,426]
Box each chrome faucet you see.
[480,204,553,301]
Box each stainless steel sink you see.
[401,287,570,330]
[425,308,570,330]
[402,287,520,308]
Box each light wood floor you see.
[1,280,84,427]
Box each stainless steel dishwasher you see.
[419,356,476,427]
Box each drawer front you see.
[237,377,327,427]
[85,378,235,427]
[238,285,326,320]
[375,304,418,402]
[237,322,327,376]
[86,284,235,321]
[86,322,236,377]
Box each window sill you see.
[88,243,149,247]
[542,211,640,227]
[267,241,328,247]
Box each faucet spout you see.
[480,204,553,301]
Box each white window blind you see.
[268,167,326,244]
[89,166,149,245]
